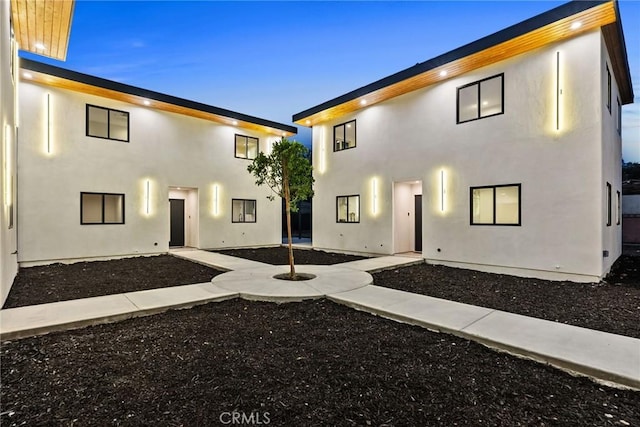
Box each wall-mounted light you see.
[556,51,561,131]
[4,124,12,207]
[213,184,219,216]
[145,179,151,215]
[372,178,378,215]
[46,93,52,154]
[440,169,446,212]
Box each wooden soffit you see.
[20,64,296,137]
[10,0,75,61]
[294,1,621,127]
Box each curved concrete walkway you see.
[1,249,638,390]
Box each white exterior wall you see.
[18,83,281,265]
[313,30,611,282]
[0,0,18,304]
[600,32,623,274]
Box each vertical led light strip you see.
[556,51,560,131]
[47,93,51,153]
[213,184,219,216]
[372,178,378,215]
[4,124,12,207]
[440,169,445,212]
[145,180,150,214]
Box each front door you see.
[169,199,185,247]
[414,195,422,252]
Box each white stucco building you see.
[293,0,634,282]
[0,1,295,305]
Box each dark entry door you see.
[414,195,422,252]
[169,199,185,247]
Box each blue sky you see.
[22,0,640,162]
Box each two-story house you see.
[293,0,633,282]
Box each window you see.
[606,64,611,114]
[235,134,259,159]
[232,199,256,223]
[457,74,504,124]
[336,195,360,223]
[470,184,520,226]
[86,105,129,142]
[617,98,622,135]
[334,120,356,151]
[606,183,612,226]
[81,192,125,224]
[616,190,621,226]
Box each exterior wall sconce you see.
[440,169,446,212]
[213,184,219,216]
[372,178,378,215]
[4,124,12,207]
[556,51,561,131]
[145,180,151,215]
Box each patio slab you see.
[170,249,270,271]
[338,255,424,272]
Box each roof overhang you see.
[10,0,75,61]
[20,59,297,137]
[293,1,633,127]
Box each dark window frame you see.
[231,198,257,223]
[86,104,130,142]
[617,97,622,135]
[616,190,621,226]
[606,182,612,226]
[606,64,611,114]
[470,183,521,226]
[80,192,125,225]
[234,134,260,160]
[333,120,357,152]
[456,73,505,124]
[336,195,360,223]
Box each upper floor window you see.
[334,120,356,151]
[232,199,256,223]
[606,64,611,114]
[471,184,520,226]
[606,182,612,226]
[81,192,125,225]
[235,134,259,159]
[616,190,621,226]
[86,105,129,142]
[337,195,360,223]
[617,98,622,135]
[457,74,504,124]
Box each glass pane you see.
[348,196,359,222]
[87,106,108,138]
[247,137,258,159]
[244,200,256,222]
[235,135,246,158]
[337,197,348,222]
[82,193,103,224]
[104,194,124,223]
[458,84,478,122]
[334,125,345,151]
[109,110,129,141]
[344,121,356,149]
[495,186,519,224]
[480,76,503,117]
[472,188,494,224]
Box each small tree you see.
[248,138,314,279]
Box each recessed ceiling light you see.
[282,132,286,136]
[143,100,150,106]
[360,99,367,105]
[305,120,311,125]
[482,101,488,106]
[232,120,238,126]
[34,42,45,50]
[439,70,447,77]
[177,187,181,190]
[23,72,33,79]
[570,21,582,30]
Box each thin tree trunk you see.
[283,159,295,279]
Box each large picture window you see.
[81,192,125,224]
[336,195,360,223]
[334,120,356,151]
[470,184,520,226]
[457,74,504,124]
[86,105,129,142]
[232,199,256,223]
[235,134,259,159]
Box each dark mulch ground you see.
[1,299,638,426]
[372,256,640,339]
[215,246,368,265]
[2,255,222,309]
